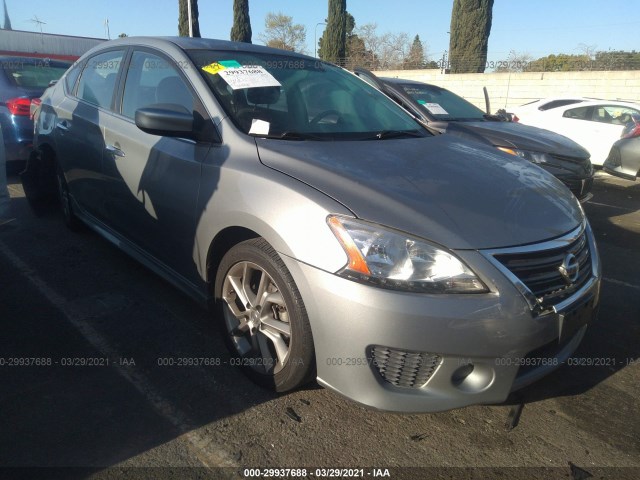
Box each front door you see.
[101,49,212,285]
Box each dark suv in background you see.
[355,69,594,202]
[1,56,71,169]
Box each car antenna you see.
[483,86,491,115]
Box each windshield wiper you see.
[250,131,325,141]
[279,131,326,140]
[367,130,426,140]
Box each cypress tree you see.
[230,0,252,43]
[448,0,493,73]
[323,0,346,63]
[319,11,354,59]
[178,0,201,38]
[3,0,12,30]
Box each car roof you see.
[529,96,590,103]
[558,99,640,109]
[84,36,312,60]
[519,97,639,109]
[379,77,439,88]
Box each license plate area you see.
[558,294,595,343]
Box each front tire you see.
[215,238,315,392]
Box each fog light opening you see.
[452,363,475,386]
[451,363,494,393]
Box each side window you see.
[562,106,590,121]
[77,50,124,109]
[600,106,640,125]
[64,60,83,94]
[592,106,614,124]
[121,51,194,119]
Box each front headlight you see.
[497,147,549,165]
[327,216,488,294]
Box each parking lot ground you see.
[0,171,639,479]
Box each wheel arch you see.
[205,226,260,290]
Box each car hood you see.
[446,121,590,159]
[255,135,584,250]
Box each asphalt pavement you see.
[0,170,639,480]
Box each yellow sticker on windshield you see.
[202,62,226,75]
[202,60,242,75]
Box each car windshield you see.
[398,83,486,121]
[189,50,426,140]
[1,58,70,89]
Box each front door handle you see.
[105,145,126,157]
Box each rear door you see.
[101,48,214,284]
[54,49,126,219]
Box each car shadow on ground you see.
[0,193,288,472]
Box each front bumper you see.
[281,226,601,413]
[603,145,638,181]
[554,173,594,202]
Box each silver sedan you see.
[604,114,640,181]
[27,37,601,412]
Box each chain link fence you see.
[329,52,640,73]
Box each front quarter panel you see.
[194,121,351,280]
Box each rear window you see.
[1,58,70,89]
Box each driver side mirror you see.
[135,106,194,138]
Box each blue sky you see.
[5,0,639,61]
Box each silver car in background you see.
[604,114,640,181]
[27,37,601,412]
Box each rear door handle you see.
[105,145,126,157]
[55,121,69,132]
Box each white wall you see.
[374,69,640,111]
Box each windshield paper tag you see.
[219,65,281,90]
[201,60,242,75]
[423,103,449,115]
[249,119,270,135]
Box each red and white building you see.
[0,29,105,61]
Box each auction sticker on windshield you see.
[422,102,449,115]
[218,65,281,90]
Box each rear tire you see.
[56,164,82,231]
[215,238,315,392]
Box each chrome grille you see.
[370,346,441,388]
[493,229,592,309]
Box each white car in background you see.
[512,98,640,166]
